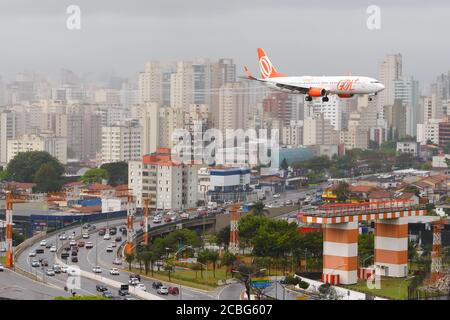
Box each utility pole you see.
[5,191,13,268]
[143,197,149,246]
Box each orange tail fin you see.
[257,48,286,79]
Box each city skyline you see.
[1,0,450,88]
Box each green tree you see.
[216,226,230,250]
[80,168,109,184]
[252,201,265,216]
[191,263,202,279]
[100,162,128,186]
[221,251,237,279]
[207,250,219,278]
[141,250,154,275]
[124,252,135,271]
[197,250,210,278]
[358,233,374,266]
[33,163,62,192]
[402,185,421,196]
[6,151,64,182]
[335,182,350,202]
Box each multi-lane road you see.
[6,186,326,300]
[12,218,246,300]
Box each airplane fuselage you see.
[264,76,384,96]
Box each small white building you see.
[396,141,419,156]
[101,198,127,213]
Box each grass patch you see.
[0,256,5,264]
[343,276,413,300]
[128,267,222,291]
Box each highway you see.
[0,268,71,300]
[10,186,326,300]
[14,217,236,300]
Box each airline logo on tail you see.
[257,48,285,79]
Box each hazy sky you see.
[1,0,449,88]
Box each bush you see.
[298,280,310,290]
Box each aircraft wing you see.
[273,83,310,94]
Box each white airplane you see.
[243,48,385,102]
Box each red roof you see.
[88,183,113,191]
[396,192,417,200]
[74,205,102,213]
[369,190,392,199]
[63,181,85,188]
[114,184,129,191]
[348,185,377,193]
[6,181,36,189]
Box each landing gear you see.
[305,96,313,102]
[322,96,329,102]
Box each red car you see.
[78,241,85,247]
[168,287,179,295]
[164,217,172,223]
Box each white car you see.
[61,234,67,240]
[111,242,117,248]
[69,240,76,246]
[110,268,120,275]
[129,278,140,286]
[61,266,68,273]
[50,246,57,253]
[68,235,75,240]
[136,283,146,291]
[180,213,189,219]
[82,233,89,239]
[28,251,36,257]
[157,286,169,295]
[92,266,102,273]
[46,269,55,276]
[103,234,111,240]
[106,246,113,253]
[152,216,162,224]
[112,258,122,265]
[0,264,4,272]
[40,240,47,246]
[273,194,281,198]
[85,242,94,249]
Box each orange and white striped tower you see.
[5,191,13,268]
[430,220,443,282]
[125,194,134,255]
[143,197,149,246]
[229,204,240,255]
[322,221,358,285]
[374,217,408,277]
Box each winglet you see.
[243,66,257,80]
[257,47,286,79]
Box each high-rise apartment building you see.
[137,102,160,155]
[394,77,419,136]
[378,54,402,119]
[7,133,67,164]
[138,61,162,105]
[101,120,141,164]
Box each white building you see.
[128,148,198,210]
[7,133,67,164]
[417,119,440,145]
[171,61,194,110]
[303,114,338,146]
[101,121,141,164]
[378,54,402,119]
[281,120,303,146]
[137,102,160,155]
[304,95,341,131]
[396,141,419,156]
[394,77,419,136]
[138,61,162,105]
